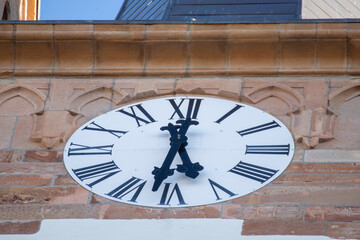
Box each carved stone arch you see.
[329,84,360,117]
[0,83,46,115]
[243,84,305,115]
[67,86,129,115]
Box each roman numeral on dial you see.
[72,161,121,187]
[107,177,147,203]
[168,98,203,120]
[68,143,114,156]
[215,104,243,124]
[229,161,278,183]
[208,179,236,201]
[246,144,290,155]
[158,183,186,206]
[83,121,128,138]
[237,120,280,136]
[117,104,156,127]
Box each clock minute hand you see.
[174,118,203,179]
[152,123,183,192]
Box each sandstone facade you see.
[0,23,359,239]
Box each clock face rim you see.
[63,95,295,208]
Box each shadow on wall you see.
[2,1,10,20]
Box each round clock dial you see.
[63,96,294,208]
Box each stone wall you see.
[0,23,359,239]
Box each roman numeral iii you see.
[237,120,280,136]
[246,144,290,155]
[117,104,156,127]
[229,161,278,183]
[68,143,114,156]
[72,161,121,187]
[168,98,203,120]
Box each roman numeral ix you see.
[72,161,121,187]
[117,104,156,127]
[168,98,203,120]
[68,143,114,156]
[229,161,278,183]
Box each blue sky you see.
[40,0,125,20]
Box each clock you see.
[63,96,294,208]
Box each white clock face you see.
[63,96,294,208]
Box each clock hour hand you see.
[152,123,182,192]
[152,118,198,192]
[176,143,204,179]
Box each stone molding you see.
[0,23,359,77]
[0,78,357,149]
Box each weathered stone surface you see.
[0,187,88,205]
[175,78,241,99]
[54,41,93,76]
[54,24,93,40]
[24,151,63,163]
[95,42,145,76]
[15,41,53,76]
[189,41,226,76]
[99,205,221,219]
[304,149,360,162]
[222,205,303,220]
[280,40,316,74]
[242,220,325,235]
[285,162,360,174]
[232,186,360,205]
[273,174,360,186]
[306,206,360,222]
[327,222,360,239]
[54,175,77,186]
[0,204,99,220]
[0,42,14,77]
[317,117,360,149]
[0,117,15,149]
[229,41,279,75]
[147,24,187,40]
[0,150,23,163]
[0,163,66,175]
[0,221,41,234]
[146,42,187,77]
[0,174,52,186]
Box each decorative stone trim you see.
[0,23,359,78]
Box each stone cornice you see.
[0,23,359,77]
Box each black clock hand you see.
[174,118,203,178]
[152,118,198,192]
[176,144,204,179]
